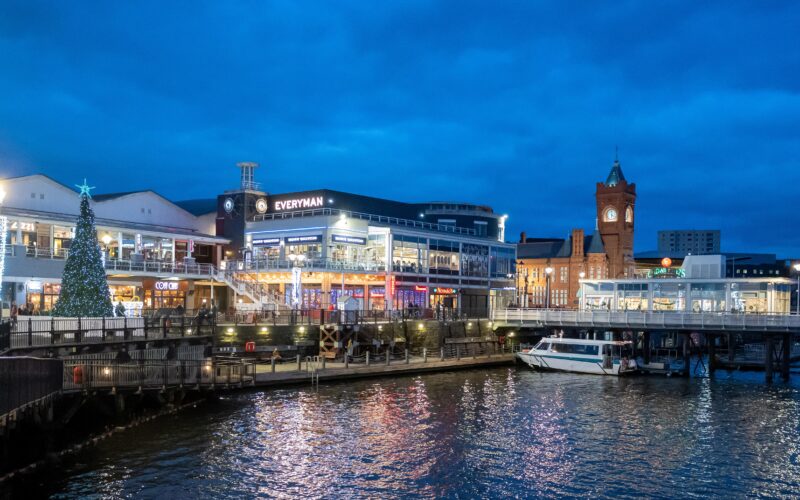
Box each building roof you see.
[92,191,143,201]
[175,198,217,216]
[586,229,605,254]
[518,232,605,260]
[605,159,626,187]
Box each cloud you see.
[0,0,798,255]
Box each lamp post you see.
[545,266,554,309]
[794,263,800,315]
[0,187,6,317]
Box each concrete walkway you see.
[252,353,515,386]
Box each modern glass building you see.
[580,278,793,314]
[217,186,516,316]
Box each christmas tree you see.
[52,180,114,317]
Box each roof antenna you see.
[614,145,619,163]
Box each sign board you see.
[154,281,180,291]
[252,237,282,247]
[285,235,322,244]
[274,196,324,212]
[414,285,428,292]
[332,235,366,245]
[650,267,686,279]
[431,287,458,295]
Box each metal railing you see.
[224,258,385,273]
[61,359,254,392]
[251,207,477,236]
[219,307,482,326]
[7,315,216,351]
[492,308,800,332]
[105,259,216,276]
[0,356,63,419]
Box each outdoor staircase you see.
[215,268,290,311]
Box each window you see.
[535,342,551,351]
[474,221,488,237]
[550,343,599,355]
[560,267,568,283]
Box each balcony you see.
[3,245,217,279]
[251,207,477,236]
[225,258,386,274]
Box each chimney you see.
[572,229,585,258]
[520,231,527,243]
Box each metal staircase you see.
[215,268,289,311]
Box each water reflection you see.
[21,369,800,499]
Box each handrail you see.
[492,308,800,331]
[251,207,477,236]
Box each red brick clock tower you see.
[596,157,636,278]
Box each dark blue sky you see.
[1,1,798,256]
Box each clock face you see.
[223,197,235,214]
[255,198,268,214]
[605,207,618,222]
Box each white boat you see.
[516,337,637,376]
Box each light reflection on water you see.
[23,369,800,499]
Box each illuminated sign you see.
[332,235,366,245]
[414,285,428,292]
[651,267,686,279]
[389,276,396,296]
[11,221,35,232]
[285,235,322,244]
[274,196,324,212]
[661,257,673,268]
[352,289,365,298]
[26,280,43,291]
[370,292,385,298]
[255,198,268,213]
[431,287,458,295]
[154,281,179,291]
[252,237,281,247]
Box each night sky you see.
[0,1,798,256]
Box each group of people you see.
[9,301,36,322]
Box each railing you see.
[251,207,477,236]
[219,307,481,326]
[0,356,63,419]
[492,308,800,332]
[224,258,385,273]
[7,315,216,351]
[61,359,255,392]
[105,259,216,276]
[14,247,219,277]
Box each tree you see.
[53,181,113,317]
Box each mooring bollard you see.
[271,357,275,373]
[456,345,461,360]
[296,354,301,371]
[345,354,349,369]
[423,348,427,363]
[386,349,391,366]
[405,349,409,364]
[366,351,370,366]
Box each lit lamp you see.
[793,263,800,315]
[101,234,112,256]
[545,266,554,309]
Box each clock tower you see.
[596,155,636,278]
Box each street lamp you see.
[545,266,554,309]
[793,263,800,315]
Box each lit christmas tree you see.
[53,180,113,317]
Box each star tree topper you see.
[75,178,96,198]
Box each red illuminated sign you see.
[414,285,428,292]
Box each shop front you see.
[25,281,59,313]
[394,285,427,309]
[429,286,458,310]
[142,279,188,310]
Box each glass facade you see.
[580,279,792,314]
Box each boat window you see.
[550,343,599,355]
[535,342,550,351]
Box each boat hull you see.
[516,351,634,376]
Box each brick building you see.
[516,158,636,308]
